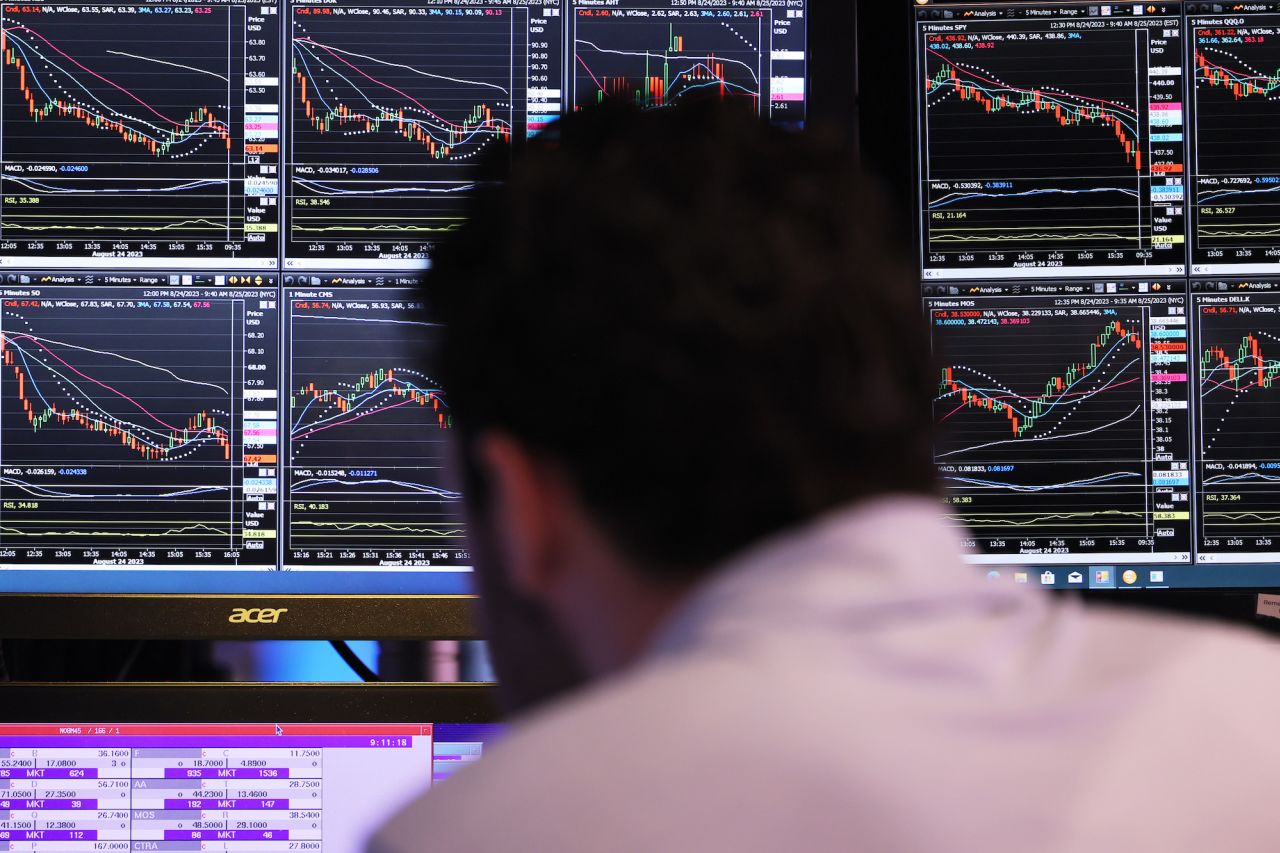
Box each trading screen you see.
[0,722,505,850]
[917,2,1186,280]
[0,278,278,568]
[0,0,811,595]
[915,0,1280,589]
[929,280,1192,568]
[284,284,466,569]
[569,0,808,126]
[0,0,281,269]
[1189,4,1280,274]
[286,0,563,269]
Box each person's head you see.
[427,100,936,710]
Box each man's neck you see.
[554,560,701,676]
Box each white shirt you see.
[370,497,1280,853]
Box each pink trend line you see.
[295,37,499,134]
[4,332,221,434]
[4,25,186,127]
[293,394,424,441]
[575,54,607,93]
[927,48,1137,117]
[1196,53,1272,84]
[1202,376,1273,392]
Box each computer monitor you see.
[0,683,502,850]
[908,0,1280,590]
[0,0,822,638]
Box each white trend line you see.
[936,405,1141,458]
[937,358,1141,410]
[5,33,179,136]
[105,51,230,82]
[294,38,510,95]
[5,331,229,394]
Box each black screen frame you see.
[0,681,500,722]
[0,594,476,640]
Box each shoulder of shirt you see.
[368,603,1280,853]
[368,652,758,853]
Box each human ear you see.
[473,432,564,600]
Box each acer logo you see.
[228,607,289,624]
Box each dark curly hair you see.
[427,99,936,578]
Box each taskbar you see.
[980,562,1280,590]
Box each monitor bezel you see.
[0,594,475,640]
[0,681,500,722]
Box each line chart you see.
[568,3,807,125]
[939,318,1143,439]
[287,2,557,268]
[1195,296,1280,555]
[286,292,466,567]
[935,314,1146,460]
[0,3,280,265]
[1189,14,1280,270]
[927,49,1144,172]
[573,13,762,111]
[0,290,273,563]
[0,17,232,161]
[929,292,1192,563]
[917,9,1187,278]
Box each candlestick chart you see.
[571,11,764,113]
[918,16,1186,276]
[1189,19,1280,267]
[932,305,1158,555]
[286,296,465,566]
[288,6,524,265]
[0,5,268,260]
[1195,301,1280,552]
[0,296,256,560]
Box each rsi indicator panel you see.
[568,0,808,126]
[284,0,565,270]
[1188,5,1280,275]
[0,281,279,568]
[916,3,1188,280]
[284,287,467,569]
[927,282,1193,565]
[0,0,281,269]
